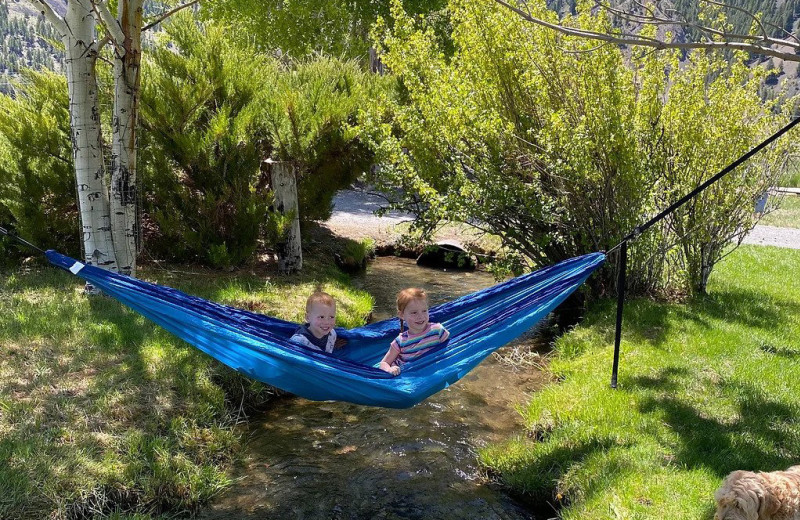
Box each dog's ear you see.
[735,493,760,520]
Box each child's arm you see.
[379,342,401,376]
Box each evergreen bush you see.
[0,70,78,259]
[140,15,277,268]
[256,56,384,222]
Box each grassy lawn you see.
[782,169,800,189]
[0,250,372,519]
[480,245,800,519]
[761,195,800,229]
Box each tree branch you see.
[142,0,199,32]
[603,3,797,50]
[495,0,800,62]
[97,33,112,54]
[702,0,769,40]
[90,0,125,49]
[23,0,67,36]
[605,0,800,46]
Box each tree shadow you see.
[677,288,800,333]
[579,297,676,350]
[631,368,800,477]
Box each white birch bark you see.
[28,0,202,281]
[109,0,143,276]
[271,161,303,273]
[63,0,118,275]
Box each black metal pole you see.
[610,240,627,389]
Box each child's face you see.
[306,303,336,339]
[399,297,430,336]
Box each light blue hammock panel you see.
[46,250,605,408]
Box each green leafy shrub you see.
[364,0,790,296]
[257,56,386,222]
[0,70,78,258]
[203,0,450,60]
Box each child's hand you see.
[389,365,401,376]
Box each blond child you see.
[379,288,449,376]
[290,291,345,353]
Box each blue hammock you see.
[46,250,605,408]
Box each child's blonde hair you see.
[396,288,428,332]
[306,291,336,313]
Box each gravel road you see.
[741,224,800,249]
[326,189,800,250]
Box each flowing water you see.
[201,257,554,520]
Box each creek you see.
[201,257,555,520]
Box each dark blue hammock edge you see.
[46,250,606,408]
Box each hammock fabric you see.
[46,250,605,408]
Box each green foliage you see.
[140,14,276,268]
[363,0,791,296]
[783,163,800,188]
[203,0,451,60]
[140,13,389,265]
[0,69,78,259]
[257,56,386,221]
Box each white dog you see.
[714,466,800,520]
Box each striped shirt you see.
[390,322,450,367]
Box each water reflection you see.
[201,258,550,520]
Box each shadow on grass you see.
[632,368,800,478]
[582,284,800,353]
[0,232,379,518]
[510,439,621,512]
[677,288,800,333]
[0,279,265,518]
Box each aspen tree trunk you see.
[110,0,143,276]
[270,161,302,273]
[63,0,118,276]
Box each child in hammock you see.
[379,288,449,376]
[290,291,346,353]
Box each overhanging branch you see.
[91,0,125,51]
[142,0,199,32]
[495,0,800,62]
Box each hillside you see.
[0,0,65,92]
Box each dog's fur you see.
[714,466,800,520]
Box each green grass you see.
[782,169,800,188]
[0,255,373,519]
[480,245,800,519]
[761,195,800,229]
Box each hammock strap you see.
[607,115,800,388]
[0,226,45,254]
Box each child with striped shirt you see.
[379,288,449,376]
